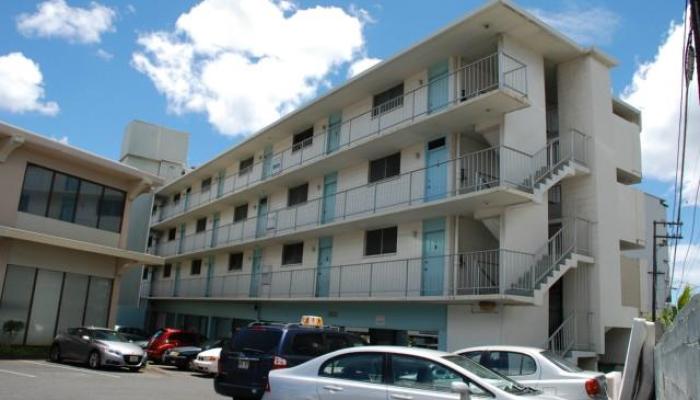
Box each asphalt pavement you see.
[0,359,224,400]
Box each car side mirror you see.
[451,381,471,400]
[81,335,91,341]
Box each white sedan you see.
[455,346,607,399]
[192,347,221,375]
[264,346,565,400]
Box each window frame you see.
[372,83,404,118]
[228,252,244,271]
[287,183,309,207]
[167,228,177,241]
[368,153,401,184]
[233,204,248,223]
[364,226,398,256]
[190,259,202,276]
[386,353,491,396]
[484,351,538,377]
[281,242,304,266]
[195,217,207,233]
[201,177,212,192]
[163,264,172,278]
[318,352,387,384]
[292,127,314,153]
[18,163,126,233]
[239,157,254,176]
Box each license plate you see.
[238,360,249,370]
[128,356,139,363]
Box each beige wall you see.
[620,256,642,308]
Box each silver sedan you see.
[49,327,147,371]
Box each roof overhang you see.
[0,120,164,190]
[0,225,164,265]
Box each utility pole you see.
[690,0,700,101]
[651,221,682,321]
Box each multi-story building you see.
[0,121,163,345]
[139,0,649,364]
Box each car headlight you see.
[200,356,218,362]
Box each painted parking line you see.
[0,369,36,378]
[21,360,121,379]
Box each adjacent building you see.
[0,121,163,345]
[139,0,651,364]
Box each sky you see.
[0,0,698,294]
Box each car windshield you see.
[92,330,129,342]
[230,329,282,355]
[202,339,222,350]
[443,355,534,395]
[540,350,583,372]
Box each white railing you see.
[546,312,576,356]
[156,51,528,222]
[532,129,588,185]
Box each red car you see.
[146,328,202,362]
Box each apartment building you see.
[0,121,163,345]
[140,0,649,363]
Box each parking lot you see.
[0,359,224,400]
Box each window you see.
[173,193,181,204]
[228,252,243,271]
[190,259,202,275]
[368,153,400,183]
[282,242,304,265]
[325,333,364,352]
[372,83,404,117]
[74,181,102,228]
[485,352,537,376]
[287,183,308,207]
[163,264,172,278]
[47,173,80,222]
[320,353,384,383]
[390,354,467,393]
[98,188,126,232]
[233,204,248,222]
[18,164,53,215]
[365,226,397,256]
[201,177,212,192]
[239,157,254,175]
[18,164,126,233]
[142,267,149,280]
[168,228,177,241]
[196,217,207,233]
[292,127,313,152]
[462,351,484,363]
[286,333,325,357]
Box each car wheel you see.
[88,351,101,369]
[49,344,62,363]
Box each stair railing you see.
[546,312,576,356]
[531,130,588,187]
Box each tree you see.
[659,285,693,328]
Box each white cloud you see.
[96,48,114,61]
[0,52,59,116]
[16,0,116,44]
[132,0,368,136]
[348,57,381,78]
[622,19,699,206]
[529,5,620,46]
[672,243,700,288]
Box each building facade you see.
[0,121,163,345]
[139,0,649,363]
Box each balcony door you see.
[422,218,445,296]
[249,248,263,298]
[428,60,449,113]
[315,237,333,297]
[321,172,337,224]
[262,144,273,179]
[256,198,268,238]
[425,137,448,201]
[326,112,342,154]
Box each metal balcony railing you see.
[145,219,590,301]
[156,51,528,222]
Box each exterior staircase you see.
[531,132,590,200]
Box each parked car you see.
[49,327,147,372]
[193,347,222,375]
[146,328,202,362]
[456,346,608,399]
[114,326,150,348]
[162,338,222,370]
[264,345,564,400]
[214,319,365,400]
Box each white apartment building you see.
[139,0,649,364]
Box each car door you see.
[60,329,80,360]
[484,351,541,389]
[387,354,490,400]
[316,352,387,400]
[73,328,93,361]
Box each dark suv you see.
[214,322,364,400]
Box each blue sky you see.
[0,0,698,292]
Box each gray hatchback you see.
[50,327,147,372]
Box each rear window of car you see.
[231,329,282,355]
[541,350,583,372]
[285,332,325,357]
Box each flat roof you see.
[157,0,618,195]
[0,120,164,187]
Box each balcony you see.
[143,219,592,303]
[154,145,541,258]
[155,52,529,224]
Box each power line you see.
[680,178,700,285]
